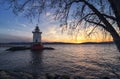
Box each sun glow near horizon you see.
[42,27,113,43]
[41,25,113,43]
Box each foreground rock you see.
[46,74,111,79]
[46,73,70,79]
[0,70,33,79]
[0,70,111,79]
[6,46,55,51]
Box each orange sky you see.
[42,26,113,43]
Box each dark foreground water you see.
[0,44,120,79]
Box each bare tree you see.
[1,0,120,51]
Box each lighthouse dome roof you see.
[35,24,40,32]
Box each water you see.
[0,44,120,79]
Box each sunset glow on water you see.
[0,44,119,79]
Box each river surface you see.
[0,44,120,79]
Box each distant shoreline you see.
[0,41,114,47]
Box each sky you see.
[0,2,113,43]
[0,7,74,43]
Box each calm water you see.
[0,44,120,79]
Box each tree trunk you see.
[84,0,120,52]
[108,0,120,30]
[110,31,120,52]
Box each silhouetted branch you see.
[75,13,95,27]
[102,13,116,21]
[85,19,107,30]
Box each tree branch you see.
[75,13,95,27]
[18,0,30,11]
[83,0,117,33]
[85,19,107,30]
[102,13,116,21]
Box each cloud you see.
[20,24,27,27]
[45,12,51,17]
[42,25,75,42]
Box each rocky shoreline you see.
[6,46,54,51]
[0,70,111,79]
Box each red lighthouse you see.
[31,24,44,50]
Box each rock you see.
[0,70,35,79]
[46,73,55,79]
[54,74,61,79]
[19,72,33,79]
[0,71,13,79]
[8,71,22,78]
[43,47,55,50]
[60,75,70,79]
[6,46,30,51]
[101,77,110,79]
[0,71,7,76]
[6,46,54,51]
[46,74,70,79]
[74,76,85,79]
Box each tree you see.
[1,0,120,51]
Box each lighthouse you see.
[32,25,42,43]
[31,24,44,50]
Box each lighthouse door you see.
[35,39,38,42]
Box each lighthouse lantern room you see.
[31,24,44,50]
[32,25,42,43]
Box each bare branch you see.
[83,0,117,33]
[75,13,95,28]
[87,21,102,36]
[85,19,107,30]
[102,13,116,21]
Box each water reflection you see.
[30,50,44,78]
[31,51,43,64]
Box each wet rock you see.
[74,76,85,79]
[60,75,70,79]
[46,74,70,79]
[8,71,22,78]
[0,71,13,79]
[43,47,55,50]
[6,46,30,51]
[6,46,55,51]
[54,74,61,79]
[46,73,55,79]
[101,77,110,79]
[20,72,33,78]
[0,70,34,79]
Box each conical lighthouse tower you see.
[31,24,44,50]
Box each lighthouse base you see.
[31,43,44,50]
